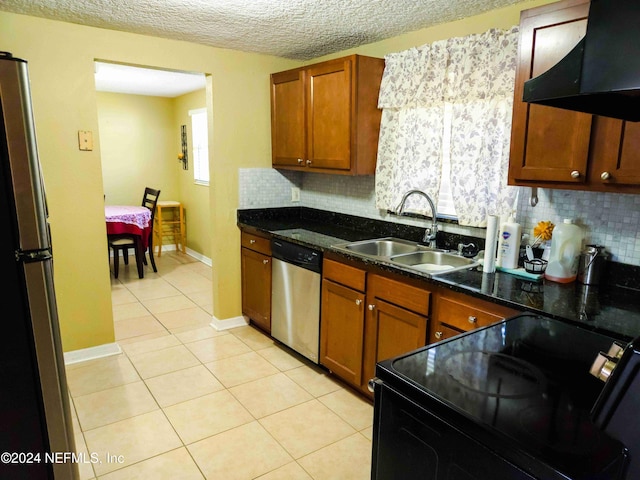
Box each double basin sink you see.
[332,237,480,275]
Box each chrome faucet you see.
[395,189,438,247]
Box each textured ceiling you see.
[1,0,523,60]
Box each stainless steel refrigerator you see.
[0,52,78,479]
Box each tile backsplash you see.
[238,168,640,266]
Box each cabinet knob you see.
[249,239,256,244]
[297,158,304,164]
[570,170,581,179]
[306,159,312,166]
[262,259,269,264]
[468,315,477,324]
[355,299,362,306]
[601,171,611,181]
[435,331,443,339]
[368,304,376,311]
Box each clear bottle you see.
[544,219,584,283]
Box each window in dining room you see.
[189,108,209,185]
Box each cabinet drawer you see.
[323,258,366,292]
[435,293,518,332]
[241,231,271,255]
[369,274,430,316]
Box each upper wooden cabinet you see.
[509,0,640,192]
[270,55,384,175]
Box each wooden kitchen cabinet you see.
[320,259,367,386]
[240,231,272,333]
[430,289,519,344]
[509,0,640,192]
[321,258,431,396]
[270,54,384,175]
[362,274,430,395]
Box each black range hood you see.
[523,0,640,121]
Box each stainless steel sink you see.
[338,237,423,257]
[332,237,479,276]
[389,251,479,275]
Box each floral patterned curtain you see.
[375,27,519,227]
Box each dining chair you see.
[109,187,161,278]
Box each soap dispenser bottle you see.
[498,214,522,270]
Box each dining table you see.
[105,205,152,278]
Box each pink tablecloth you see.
[105,205,152,249]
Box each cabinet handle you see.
[601,171,611,181]
[297,158,304,164]
[263,259,269,264]
[435,331,443,339]
[570,170,581,179]
[306,159,312,166]
[468,315,477,324]
[249,239,256,244]
[355,299,362,306]
[368,304,376,311]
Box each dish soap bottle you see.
[498,214,522,269]
[545,219,583,283]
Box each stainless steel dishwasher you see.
[271,239,322,363]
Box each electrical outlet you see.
[291,187,300,202]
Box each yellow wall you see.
[0,11,298,351]
[0,0,556,351]
[172,89,211,258]
[97,92,179,205]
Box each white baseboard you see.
[185,247,211,266]
[210,315,248,331]
[64,342,122,365]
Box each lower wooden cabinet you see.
[240,231,272,333]
[430,289,519,343]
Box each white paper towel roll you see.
[483,215,499,273]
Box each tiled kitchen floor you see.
[66,252,373,479]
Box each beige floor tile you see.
[360,426,373,441]
[66,355,140,397]
[116,331,170,347]
[164,389,254,444]
[188,421,292,480]
[155,307,212,330]
[165,276,212,295]
[142,295,197,315]
[145,365,224,407]
[318,389,374,431]
[84,410,182,476]
[297,433,372,480]
[119,334,181,357]
[185,290,213,308]
[110,288,138,306]
[185,334,252,363]
[257,345,307,371]
[173,325,228,343]
[114,316,166,341]
[285,365,343,397]
[74,433,96,480]
[254,462,312,480]
[98,447,204,480]
[230,325,275,350]
[260,399,355,459]
[229,373,313,418]
[112,302,150,322]
[74,381,158,431]
[205,351,279,388]
[128,345,200,379]
[130,282,183,301]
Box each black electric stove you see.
[372,313,629,480]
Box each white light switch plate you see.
[291,187,300,202]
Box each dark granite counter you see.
[238,207,640,341]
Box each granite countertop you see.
[238,207,640,341]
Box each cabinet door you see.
[430,321,465,343]
[241,247,272,333]
[589,117,640,187]
[509,0,593,185]
[363,299,428,392]
[320,278,365,385]
[271,69,306,167]
[306,59,352,171]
